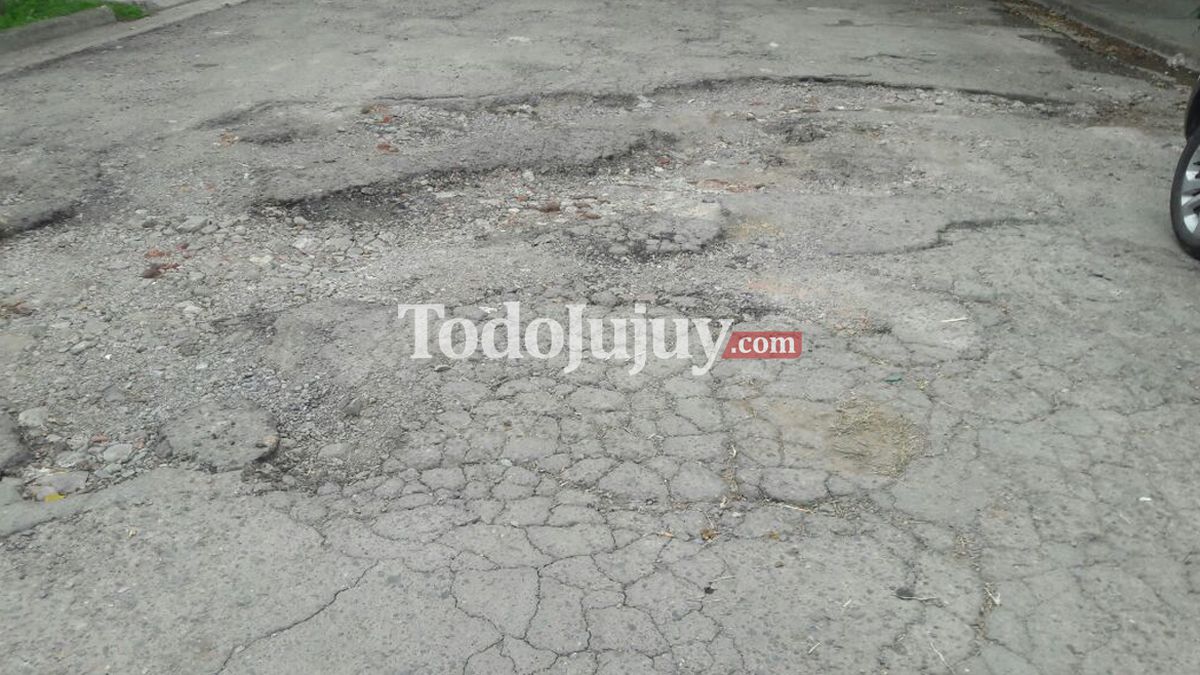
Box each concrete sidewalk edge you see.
[0,6,116,55]
[1027,0,1200,70]
[0,0,248,78]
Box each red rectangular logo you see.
[722,331,803,359]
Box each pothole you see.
[561,194,728,257]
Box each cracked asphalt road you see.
[2,1,1199,673]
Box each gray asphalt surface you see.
[2,1,1199,673]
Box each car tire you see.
[1170,131,1200,259]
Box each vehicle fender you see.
[1187,79,1200,138]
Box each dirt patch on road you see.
[763,399,927,478]
[828,399,924,477]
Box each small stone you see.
[54,450,89,468]
[784,123,824,144]
[341,397,365,418]
[102,443,135,464]
[69,341,93,355]
[176,216,209,233]
[318,443,351,460]
[17,407,49,429]
[30,471,89,499]
[293,216,310,227]
[93,464,121,479]
[177,302,202,316]
[0,413,28,470]
[291,236,318,252]
[325,236,353,253]
[934,97,945,106]
[590,290,618,307]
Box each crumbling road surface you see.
[2,1,1199,673]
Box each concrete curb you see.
[0,0,248,78]
[1026,0,1200,70]
[0,6,117,55]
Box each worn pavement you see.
[2,1,1199,673]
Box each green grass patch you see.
[0,0,146,31]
